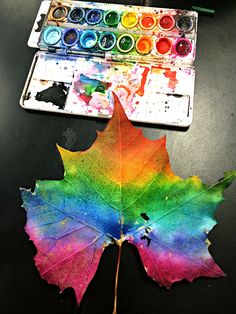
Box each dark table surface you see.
[0,1,235,313]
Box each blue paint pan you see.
[85,9,103,25]
[98,32,117,51]
[67,7,85,23]
[43,26,62,45]
[80,30,98,49]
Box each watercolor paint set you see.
[20,0,198,127]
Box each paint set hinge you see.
[47,47,56,53]
[59,48,69,56]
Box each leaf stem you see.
[112,240,122,314]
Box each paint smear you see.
[74,74,111,105]
[152,66,178,90]
[114,85,131,99]
[67,61,152,116]
[164,69,178,90]
[36,82,68,109]
[136,67,150,96]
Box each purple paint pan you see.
[85,9,103,25]
[62,29,80,47]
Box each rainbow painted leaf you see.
[21,93,236,306]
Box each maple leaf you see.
[21,93,236,312]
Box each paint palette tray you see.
[20,0,198,127]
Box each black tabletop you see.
[0,1,235,313]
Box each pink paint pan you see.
[173,38,192,57]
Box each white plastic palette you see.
[20,0,198,127]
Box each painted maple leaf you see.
[21,93,236,313]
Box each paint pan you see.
[80,30,98,49]
[174,38,192,57]
[155,37,172,55]
[135,36,153,55]
[158,14,175,31]
[176,16,194,32]
[67,7,85,23]
[139,14,157,30]
[43,26,62,45]
[98,32,116,51]
[103,10,120,27]
[121,11,139,29]
[117,34,135,53]
[85,9,103,25]
[50,5,68,21]
[62,29,79,47]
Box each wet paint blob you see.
[158,14,175,31]
[43,27,62,45]
[121,12,139,29]
[104,11,120,26]
[80,30,98,49]
[98,32,116,51]
[85,9,103,25]
[62,29,79,46]
[156,37,172,54]
[140,14,157,30]
[174,38,192,56]
[68,7,85,23]
[117,34,135,53]
[176,16,194,32]
[136,36,153,55]
[51,6,68,21]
